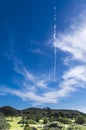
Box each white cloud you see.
[29,48,45,55]
[56,23,86,62]
[1,20,86,106]
[0,86,58,104]
[1,5,86,108]
[75,106,86,113]
[53,15,86,100]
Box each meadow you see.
[7,116,86,130]
[1,106,86,130]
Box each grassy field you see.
[7,117,23,130]
[6,116,86,130]
[7,117,43,130]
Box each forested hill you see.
[0,106,21,116]
[0,106,85,118]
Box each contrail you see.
[53,7,57,81]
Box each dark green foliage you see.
[18,117,36,125]
[43,118,48,124]
[0,106,85,119]
[28,119,36,124]
[48,123,58,127]
[43,123,63,130]
[0,106,21,116]
[18,119,29,124]
[58,117,71,124]
[24,125,38,130]
[24,124,31,130]
[42,128,61,130]
[18,116,30,126]
[45,107,52,116]
[48,123,62,129]
[58,112,65,118]
[67,124,81,130]
[49,116,55,122]
[0,113,10,130]
[75,115,86,124]
[35,115,40,122]
[30,127,38,130]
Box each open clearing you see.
[7,117,43,130]
[7,116,86,130]
[7,117,23,130]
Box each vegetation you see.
[58,117,71,124]
[24,124,30,130]
[75,115,86,124]
[0,113,10,130]
[0,106,86,130]
[0,106,21,116]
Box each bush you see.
[24,124,31,130]
[43,118,48,124]
[58,117,71,124]
[18,119,29,124]
[0,113,10,130]
[49,123,58,127]
[47,122,63,129]
[75,115,85,124]
[24,125,38,130]
[67,125,81,130]
[30,127,38,130]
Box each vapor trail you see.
[53,7,57,81]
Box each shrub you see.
[75,115,85,124]
[67,125,81,130]
[0,113,10,130]
[30,127,38,130]
[47,122,63,129]
[24,125,38,130]
[43,118,48,124]
[24,124,31,130]
[58,117,71,124]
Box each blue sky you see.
[0,0,86,112]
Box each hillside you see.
[0,106,21,116]
[0,106,85,117]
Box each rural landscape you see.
[1,0,86,130]
[0,106,86,130]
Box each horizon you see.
[0,105,85,114]
[0,0,86,113]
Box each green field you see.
[6,116,86,130]
[7,117,23,130]
[7,117,44,130]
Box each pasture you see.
[6,116,86,130]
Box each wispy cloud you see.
[1,3,86,107]
[29,48,46,55]
[54,12,86,99]
[56,24,86,62]
[1,19,86,106]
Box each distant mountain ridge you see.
[0,106,21,116]
[0,106,85,117]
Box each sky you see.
[0,0,86,112]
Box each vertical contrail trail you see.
[53,7,57,81]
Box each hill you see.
[0,106,85,118]
[0,106,21,116]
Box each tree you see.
[46,107,52,117]
[35,115,40,122]
[67,125,81,130]
[30,127,38,130]
[0,113,10,130]
[24,125,38,130]
[24,124,31,130]
[75,115,85,124]
[43,118,48,124]
[58,112,64,118]
[58,117,71,124]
